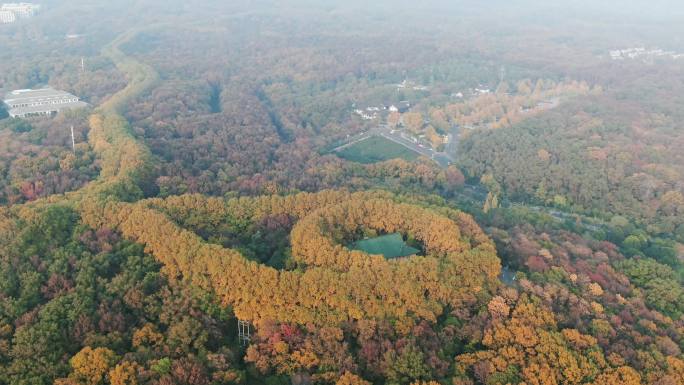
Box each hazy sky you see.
[7,0,684,52]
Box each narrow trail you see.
[98,28,160,116]
[7,25,606,240]
[77,26,160,201]
[11,28,160,214]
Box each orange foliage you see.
[457,295,607,385]
[67,346,118,385]
[590,366,641,385]
[336,372,371,385]
[132,323,164,348]
[79,190,501,326]
[109,361,142,385]
[487,296,510,319]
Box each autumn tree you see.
[65,347,119,385]
[109,362,142,385]
[403,112,424,134]
[336,372,371,385]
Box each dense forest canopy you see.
[1,1,683,384]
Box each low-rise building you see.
[1,3,39,17]
[354,109,375,120]
[0,9,16,23]
[3,88,88,118]
[389,101,410,113]
[0,3,40,23]
[609,47,684,61]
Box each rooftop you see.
[3,88,75,103]
[3,87,88,118]
[1,3,40,9]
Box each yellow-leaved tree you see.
[56,347,118,385]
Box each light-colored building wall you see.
[0,3,40,23]
[0,9,16,23]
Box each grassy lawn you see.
[350,233,420,259]
[337,135,418,164]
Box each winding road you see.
[332,123,607,233]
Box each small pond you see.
[350,233,420,259]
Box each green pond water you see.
[350,233,420,259]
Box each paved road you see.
[332,121,608,239]
[333,132,374,151]
[335,96,558,160]
[332,124,606,233]
[444,125,460,158]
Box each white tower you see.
[70,126,76,152]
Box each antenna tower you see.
[238,320,251,346]
[70,125,76,152]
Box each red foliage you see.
[525,255,549,272]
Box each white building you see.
[0,3,40,23]
[1,3,40,17]
[388,101,410,113]
[3,88,88,118]
[0,9,15,23]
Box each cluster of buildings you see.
[396,79,429,91]
[354,106,382,120]
[609,47,684,61]
[3,88,88,118]
[0,2,39,24]
[353,101,411,120]
[350,79,424,120]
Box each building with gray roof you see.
[3,88,88,118]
